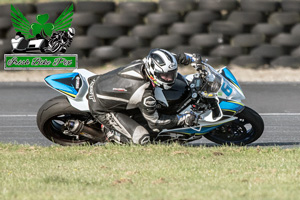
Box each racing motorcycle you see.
[44,28,75,53]
[36,60,264,146]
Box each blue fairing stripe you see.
[220,100,244,114]
[222,68,242,92]
[59,90,77,98]
[169,124,223,135]
[45,73,79,97]
[168,100,244,135]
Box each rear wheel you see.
[204,107,264,145]
[37,96,100,146]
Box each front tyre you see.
[37,96,99,146]
[204,106,264,145]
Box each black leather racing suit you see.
[88,53,193,144]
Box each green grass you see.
[1,143,300,200]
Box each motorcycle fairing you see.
[219,100,244,115]
[159,117,236,135]
[220,67,242,92]
[217,73,245,101]
[159,126,221,135]
[45,72,82,98]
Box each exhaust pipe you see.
[66,120,106,142]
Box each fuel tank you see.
[158,73,191,115]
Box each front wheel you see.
[204,106,264,145]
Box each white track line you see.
[0,115,37,117]
[0,113,300,118]
[260,113,300,116]
[0,126,36,127]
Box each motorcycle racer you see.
[45,27,75,53]
[88,49,202,145]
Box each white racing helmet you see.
[67,27,75,38]
[144,49,178,90]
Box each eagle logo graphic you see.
[10,4,75,53]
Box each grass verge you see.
[1,143,300,200]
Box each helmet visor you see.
[155,69,177,83]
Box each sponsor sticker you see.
[113,88,128,92]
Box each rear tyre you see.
[204,106,264,145]
[37,96,99,146]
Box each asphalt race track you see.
[1,82,300,147]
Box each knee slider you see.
[132,126,150,145]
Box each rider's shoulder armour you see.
[118,60,146,80]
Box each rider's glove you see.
[177,53,202,66]
[190,54,202,69]
[192,53,202,64]
[177,53,192,65]
[177,111,197,126]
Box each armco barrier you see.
[1,0,300,69]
